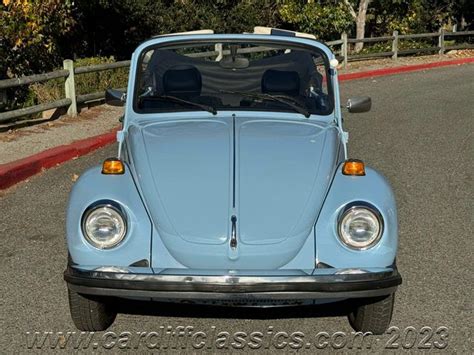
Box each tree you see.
[343,0,372,52]
[278,0,353,40]
[70,0,281,60]
[0,0,74,76]
[366,0,474,37]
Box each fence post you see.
[214,43,223,61]
[63,59,77,117]
[341,32,348,68]
[438,27,445,55]
[392,30,398,60]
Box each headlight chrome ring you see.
[81,201,127,249]
[337,203,383,250]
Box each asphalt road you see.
[1,64,473,353]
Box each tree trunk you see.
[354,0,371,53]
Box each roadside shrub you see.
[30,56,129,105]
[29,80,63,104]
[74,57,129,96]
[352,38,437,56]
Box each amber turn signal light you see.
[102,158,125,175]
[342,159,365,176]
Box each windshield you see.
[133,40,333,116]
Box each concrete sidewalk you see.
[0,105,123,165]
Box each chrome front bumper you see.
[64,266,402,301]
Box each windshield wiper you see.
[220,90,310,118]
[139,94,217,115]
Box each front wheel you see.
[348,293,395,335]
[68,288,117,331]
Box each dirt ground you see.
[0,105,123,164]
[0,50,472,165]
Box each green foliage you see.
[3,0,471,73]
[70,0,281,59]
[0,0,74,76]
[278,0,353,40]
[221,1,281,33]
[367,0,473,36]
[0,0,75,113]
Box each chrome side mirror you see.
[105,89,126,107]
[346,96,371,113]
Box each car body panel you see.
[132,117,232,246]
[236,118,337,246]
[315,166,398,269]
[66,166,152,270]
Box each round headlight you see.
[338,205,382,250]
[82,204,127,249]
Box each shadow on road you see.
[114,298,353,320]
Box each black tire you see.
[68,288,117,331]
[348,293,395,335]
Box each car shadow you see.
[113,298,353,320]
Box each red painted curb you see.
[339,57,474,81]
[1,56,473,190]
[0,128,119,190]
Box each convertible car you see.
[64,28,401,334]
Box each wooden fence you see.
[0,60,130,123]
[0,28,473,124]
[328,29,474,68]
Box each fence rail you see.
[74,60,131,74]
[0,70,69,90]
[347,35,394,43]
[398,32,438,39]
[0,28,473,124]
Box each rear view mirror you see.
[346,96,371,113]
[219,57,250,69]
[218,44,250,69]
[105,89,126,107]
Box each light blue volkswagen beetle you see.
[64,28,401,334]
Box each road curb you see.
[338,57,474,81]
[0,128,119,190]
[1,57,473,190]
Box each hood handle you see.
[230,215,237,249]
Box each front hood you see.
[130,118,232,245]
[128,115,339,269]
[236,119,335,244]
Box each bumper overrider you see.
[64,266,402,301]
